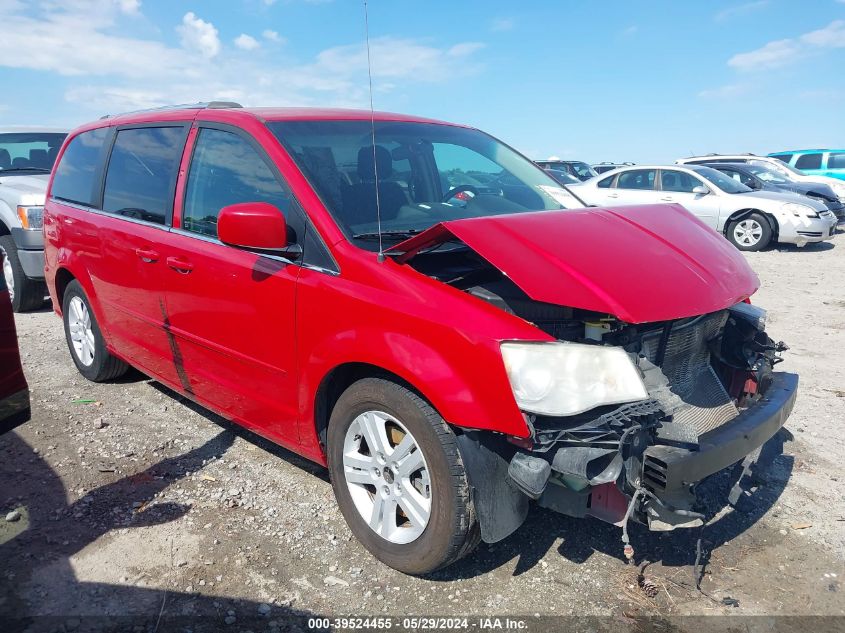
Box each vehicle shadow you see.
[147,381,328,481]
[429,429,793,581]
[770,241,835,253]
[0,431,320,633]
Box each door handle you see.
[607,193,619,198]
[135,247,159,263]
[166,256,194,274]
[660,197,674,202]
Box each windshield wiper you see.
[0,167,51,174]
[352,229,424,241]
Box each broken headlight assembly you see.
[500,341,648,416]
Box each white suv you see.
[0,128,67,311]
[570,164,837,250]
[677,154,845,203]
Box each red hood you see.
[388,204,759,324]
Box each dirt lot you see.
[2,237,844,631]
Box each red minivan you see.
[43,103,798,574]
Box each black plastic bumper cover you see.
[643,372,798,499]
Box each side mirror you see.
[692,185,710,195]
[218,202,301,259]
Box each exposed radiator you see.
[641,311,738,437]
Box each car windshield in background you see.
[743,164,791,184]
[269,120,570,249]
[0,132,67,173]
[692,165,753,194]
[753,158,804,178]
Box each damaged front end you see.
[389,208,798,543]
[456,300,797,543]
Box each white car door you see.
[604,168,659,206]
[657,169,721,228]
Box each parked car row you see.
[532,150,843,252]
[32,103,799,575]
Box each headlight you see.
[16,205,44,230]
[780,202,818,218]
[500,341,648,416]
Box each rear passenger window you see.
[51,128,109,206]
[795,153,822,170]
[182,128,291,239]
[617,169,656,190]
[102,126,185,226]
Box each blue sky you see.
[1,0,843,163]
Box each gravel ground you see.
[1,237,844,630]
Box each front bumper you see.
[10,227,45,279]
[640,372,797,509]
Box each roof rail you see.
[99,101,243,120]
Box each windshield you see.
[269,120,571,249]
[691,166,753,194]
[743,164,791,184]
[752,158,804,178]
[0,132,67,173]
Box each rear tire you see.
[327,377,480,575]
[0,235,45,313]
[726,212,772,251]
[62,280,128,382]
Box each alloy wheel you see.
[68,296,96,367]
[733,219,763,247]
[342,410,431,544]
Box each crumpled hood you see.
[389,204,759,324]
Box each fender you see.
[724,208,779,238]
[297,323,529,460]
[46,249,116,348]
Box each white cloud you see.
[800,19,845,47]
[490,17,514,32]
[178,11,220,59]
[115,0,140,14]
[728,38,799,70]
[715,1,768,22]
[698,83,751,99]
[234,34,260,50]
[0,2,485,118]
[262,29,283,43]
[728,20,845,71]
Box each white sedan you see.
[569,164,837,251]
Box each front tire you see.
[0,235,45,312]
[727,212,772,251]
[327,377,480,575]
[62,280,128,382]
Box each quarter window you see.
[102,126,185,225]
[51,128,110,207]
[182,128,291,239]
[596,175,614,188]
[828,153,845,169]
[771,154,793,164]
[617,169,656,190]
[660,170,703,193]
[795,153,822,170]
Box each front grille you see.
[641,311,738,437]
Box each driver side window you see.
[183,128,291,239]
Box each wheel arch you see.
[724,208,779,240]
[312,362,446,460]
